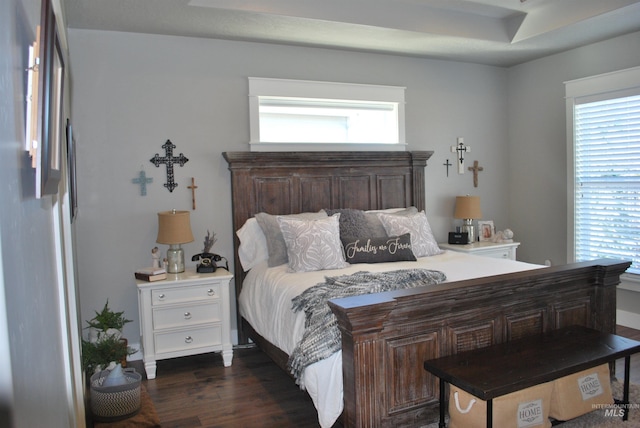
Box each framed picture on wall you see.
[35,0,65,198]
[478,220,494,242]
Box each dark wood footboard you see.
[328,259,630,428]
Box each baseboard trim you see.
[617,309,640,330]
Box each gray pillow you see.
[255,211,328,267]
[363,207,418,237]
[324,208,369,240]
[377,210,443,258]
[278,214,349,272]
[325,207,419,240]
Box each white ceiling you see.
[62,0,640,67]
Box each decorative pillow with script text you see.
[342,233,417,264]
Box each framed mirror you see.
[35,0,65,198]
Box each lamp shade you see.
[156,210,194,244]
[454,196,482,219]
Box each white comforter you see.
[239,250,543,428]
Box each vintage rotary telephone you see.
[191,252,222,273]
[192,230,228,273]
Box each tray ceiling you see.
[62,0,640,66]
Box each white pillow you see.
[376,211,443,258]
[236,218,269,271]
[277,214,349,273]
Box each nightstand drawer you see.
[439,242,520,261]
[152,302,220,330]
[494,250,510,259]
[154,324,222,354]
[152,285,219,306]
[477,249,511,259]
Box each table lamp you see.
[156,209,194,273]
[454,195,482,244]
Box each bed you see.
[223,151,630,428]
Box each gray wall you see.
[507,31,640,327]
[68,29,512,346]
[1,0,81,426]
[68,29,640,349]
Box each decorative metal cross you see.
[187,177,198,210]
[150,140,189,192]
[468,160,484,187]
[132,170,153,196]
[450,138,471,174]
[443,159,452,177]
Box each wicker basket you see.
[90,367,142,422]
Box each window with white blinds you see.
[572,92,640,275]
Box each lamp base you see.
[166,244,185,273]
[461,220,475,244]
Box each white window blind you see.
[574,94,640,274]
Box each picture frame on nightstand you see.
[478,220,494,241]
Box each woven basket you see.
[90,367,142,422]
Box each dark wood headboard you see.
[223,151,433,341]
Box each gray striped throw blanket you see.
[287,269,446,384]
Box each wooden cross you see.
[150,140,189,192]
[187,177,198,210]
[443,159,452,177]
[132,170,153,196]
[468,160,484,187]
[450,138,470,174]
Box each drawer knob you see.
[207,288,215,296]
[158,293,165,300]
[185,336,193,343]
[184,312,192,319]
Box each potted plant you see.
[82,336,135,375]
[82,300,136,374]
[86,299,132,342]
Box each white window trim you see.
[619,273,640,292]
[248,77,406,152]
[565,66,640,273]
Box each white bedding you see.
[239,250,544,428]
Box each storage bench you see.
[423,325,640,428]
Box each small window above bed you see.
[248,77,406,152]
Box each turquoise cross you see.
[132,170,153,196]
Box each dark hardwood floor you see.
[139,345,325,428]
[129,326,640,428]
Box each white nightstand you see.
[136,268,234,379]
[439,241,520,260]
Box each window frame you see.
[565,66,640,282]
[248,77,406,152]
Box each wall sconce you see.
[156,210,194,273]
[454,195,482,243]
